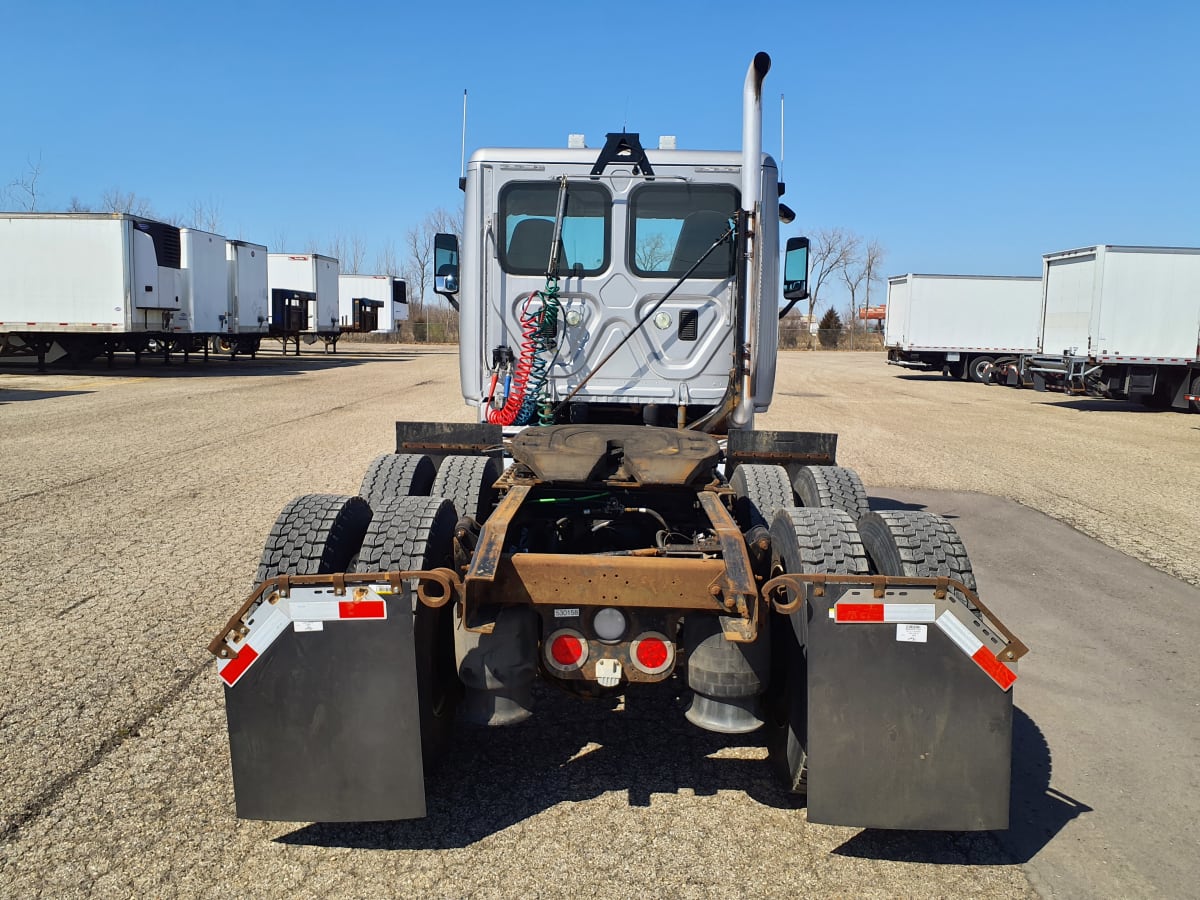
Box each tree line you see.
[784,226,886,349]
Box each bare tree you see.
[7,153,44,211]
[326,233,367,273]
[804,227,860,348]
[842,239,885,340]
[101,188,154,217]
[189,197,222,233]
[66,196,91,213]
[375,239,402,276]
[636,233,670,271]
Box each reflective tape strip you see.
[217,604,290,687]
[935,610,982,656]
[972,646,1018,690]
[218,588,389,688]
[937,611,1017,691]
[834,603,936,623]
[339,599,385,619]
[288,598,387,621]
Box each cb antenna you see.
[460,90,469,185]
[779,92,785,179]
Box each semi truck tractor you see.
[210,53,1026,831]
[884,274,1042,382]
[1022,245,1200,410]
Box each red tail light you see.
[630,632,675,675]
[545,629,588,672]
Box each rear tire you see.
[355,496,460,767]
[858,510,976,592]
[1190,371,1200,413]
[968,355,994,383]
[730,464,795,530]
[255,493,372,583]
[431,455,503,522]
[765,507,868,794]
[359,453,437,506]
[792,466,869,521]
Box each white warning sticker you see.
[896,623,928,643]
[293,620,324,632]
[554,608,581,618]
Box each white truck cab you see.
[435,54,808,434]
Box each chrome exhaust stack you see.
[731,52,771,429]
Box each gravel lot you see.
[0,346,1196,898]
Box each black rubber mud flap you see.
[223,592,426,823]
[804,591,1013,831]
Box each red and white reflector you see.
[834,603,935,623]
[217,588,390,688]
[217,604,290,688]
[935,611,1017,691]
[545,628,588,673]
[629,631,675,675]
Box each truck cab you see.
[436,134,790,432]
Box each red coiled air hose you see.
[486,296,539,425]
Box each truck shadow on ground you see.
[279,679,797,852]
[832,707,1089,865]
[1040,398,1176,414]
[868,495,964,520]
[279,686,1078,865]
[0,388,95,403]
[0,347,442,379]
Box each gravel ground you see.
[0,346,1194,898]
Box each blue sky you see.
[3,1,1198,311]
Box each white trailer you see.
[0,213,193,365]
[266,253,341,353]
[1028,245,1200,410]
[177,228,229,340]
[338,274,408,332]
[209,240,270,357]
[884,274,1042,382]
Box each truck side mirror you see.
[783,236,809,301]
[433,233,459,298]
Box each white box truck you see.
[1028,245,1200,410]
[266,253,341,353]
[884,274,1042,382]
[0,213,189,365]
[338,274,408,332]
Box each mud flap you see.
[804,590,1013,831]
[222,589,426,823]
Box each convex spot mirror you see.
[783,236,810,301]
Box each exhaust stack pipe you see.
[741,52,770,213]
[731,51,771,429]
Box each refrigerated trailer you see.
[1027,246,1200,410]
[0,213,227,366]
[266,253,341,354]
[204,240,270,358]
[884,274,1042,382]
[338,274,408,332]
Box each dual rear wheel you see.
[765,505,977,794]
[254,452,500,767]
